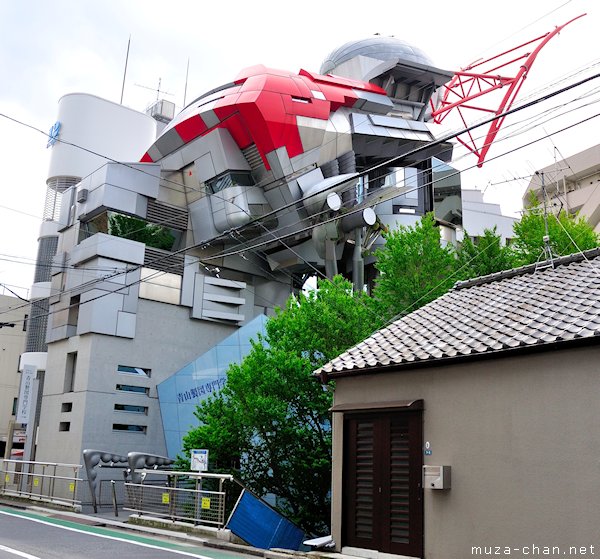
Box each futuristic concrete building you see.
[22,37,509,473]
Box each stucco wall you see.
[331,344,600,559]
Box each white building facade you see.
[524,144,600,231]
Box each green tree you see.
[371,213,457,320]
[108,213,175,250]
[512,196,599,264]
[457,227,517,280]
[180,276,376,535]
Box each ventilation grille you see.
[46,176,81,192]
[146,200,189,231]
[144,247,185,276]
[242,144,263,171]
[43,176,80,220]
[25,299,49,353]
[33,236,59,284]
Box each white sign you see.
[16,365,37,424]
[190,449,209,471]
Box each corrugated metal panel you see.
[144,247,185,276]
[146,199,189,231]
[227,490,305,550]
[242,144,263,171]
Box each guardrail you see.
[123,470,233,528]
[0,459,82,510]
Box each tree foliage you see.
[456,226,517,279]
[108,213,175,250]
[372,213,457,320]
[512,196,599,264]
[180,276,376,535]
[179,202,598,534]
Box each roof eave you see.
[316,334,600,381]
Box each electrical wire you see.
[0,64,598,328]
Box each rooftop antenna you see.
[120,35,131,104]
[536,170,555,267]
[183,58,190,108]
[135,78,174,102]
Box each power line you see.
[0,65,598,326]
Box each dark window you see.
[22,314,28,332]
[61,402,73,413]
[207,172,254,194]
[114,404,148,414]
[112,424,147,433]
[64,352,77,393]
[68,295,80,327]
[432,157,462,227]
[12,397,18,416]
[117,365,151,378]
[59,422,70,432]
[115,384,149,395]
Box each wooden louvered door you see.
[343,411,423,557]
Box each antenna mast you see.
[135,78,174,102]
[537,171,555,266]
[120,36,131,105]
[183,59,190,108]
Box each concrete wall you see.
[331,344,600,559]
[36,298,237,466]
[461,189,517,242]
[0,295,28,455]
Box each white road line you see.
[0,510,214,559]
[0,545,41,559]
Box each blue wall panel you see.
[227,490,304,551]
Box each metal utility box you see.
[423,465,451,489]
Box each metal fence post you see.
[111,480,119,517]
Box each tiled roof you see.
[316,249,600,378]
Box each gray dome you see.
[320,36,434,75]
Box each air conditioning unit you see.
[147,100,176,124]
[77,188,88,203]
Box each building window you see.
[23,314,28,332]
[207,171,254,194]
[61,402,73,413]
[117,365,151,378]
[112,424,147,433]
[114,404,148,414]
[59,422,71,432]
[115,384,149,395]
[12,397,18,416]
[68,295,80,327]
[64,351,77,393]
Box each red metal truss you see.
[430,14,585,167]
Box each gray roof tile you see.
[317,248,600,377]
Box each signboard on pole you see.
[16,365,37,424]
[190,449,209,471]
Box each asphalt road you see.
[0,507,248,559]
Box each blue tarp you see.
[227,490,305,550]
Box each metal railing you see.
[124,470,233,528]
[0,459,81,509]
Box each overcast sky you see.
[0,0,597,298]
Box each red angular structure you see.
[430,14,586,167]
